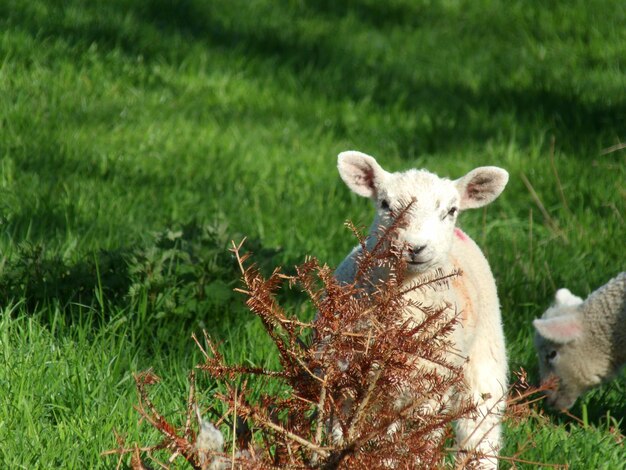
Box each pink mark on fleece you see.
[454,228,468,242]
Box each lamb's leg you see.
[454,350,507,469]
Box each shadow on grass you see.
[140,1,624,154]
[6,1,624,155]
[0,242,131,311]
[0,221,305,344]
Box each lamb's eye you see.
[546,350,557,362]
[447,207,458,218]
[380,199,390,211]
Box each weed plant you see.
[108,226,483,468]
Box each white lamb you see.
[335,151,509,468]
[533,272,626,410]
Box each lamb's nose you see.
[408,245,427,261]
[410,245,427,255]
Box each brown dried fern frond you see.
[107,219,491,469]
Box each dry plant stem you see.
[185,372,196,441]
[286,439,295,465]
[198,332,290,380]
[294,356,325,384]
[249,409,331,459]
[398,269,461,298]
[496,454,568,469]
[132,404,197,466]
[102,445,161,457]
[131,444,148,470]
[133,372,200,468]
[520,172,568,242]
[600,142,626,155]
[151,453,172,470]
[167,450,180,464]
[549,135,571,214]
[347,367,383,441]
[234,266,300,373]
[315,380,328,445]
[103,428,171,466]
[559,408,585,426]
[230,238,249,276]
[295,263,328,315]
[191,331,210,361]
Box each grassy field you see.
[1,0,625,467]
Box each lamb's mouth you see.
[406,259,431,268]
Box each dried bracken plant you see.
[490,370,569,470]
[107,217,496,469]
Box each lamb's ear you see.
[555,288,584,307]
[455,166,509,210]
[337,151,387,198]
[533,315,583,344]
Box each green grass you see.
[0,0,625,467]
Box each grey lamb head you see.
[533,272,626,410]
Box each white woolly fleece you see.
[335,151,509,469]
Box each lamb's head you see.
[337,151,509,273]
[533,291,602,410]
